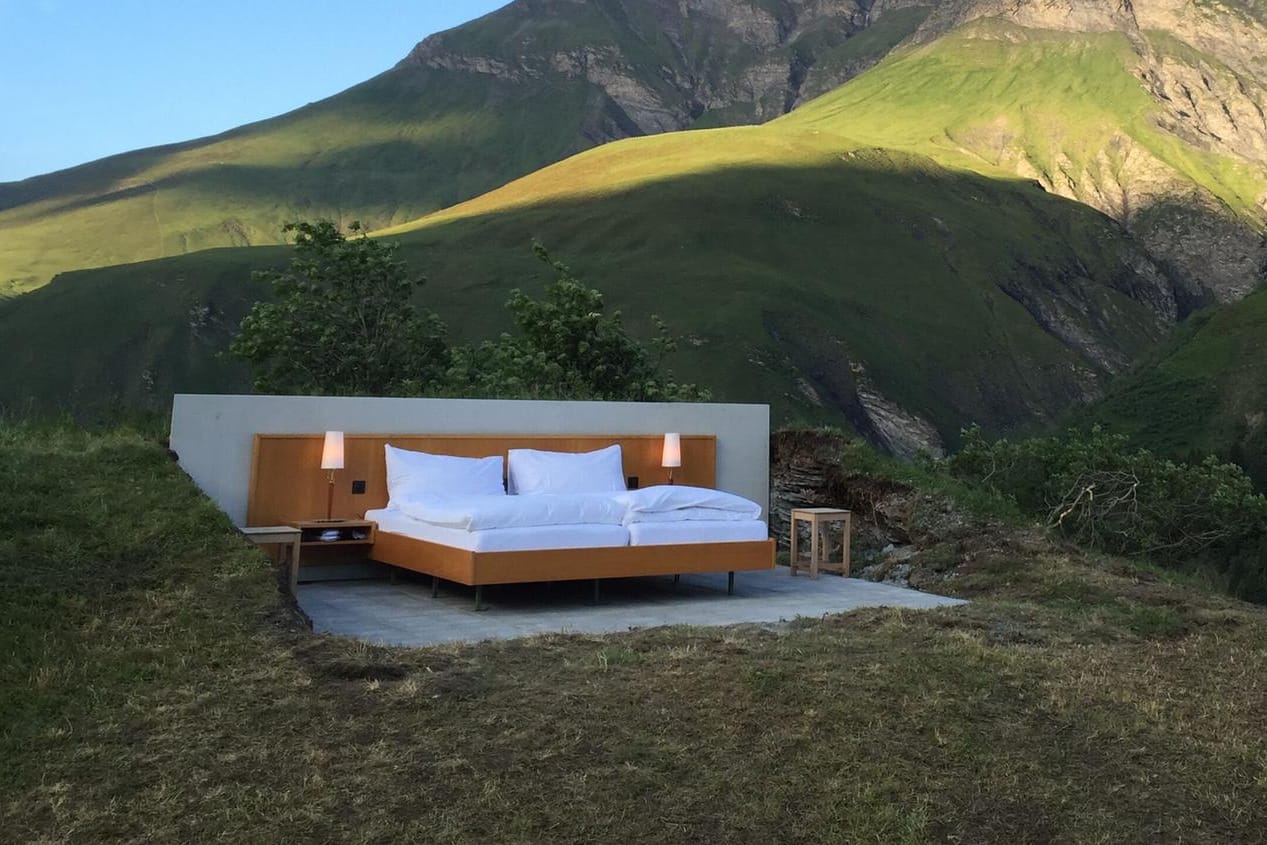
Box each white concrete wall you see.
[171,394,770,526]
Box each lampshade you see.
[661,432,682,469]
[320,431,345,470]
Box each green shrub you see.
[446,243,707,402]
[949,426,1267,600]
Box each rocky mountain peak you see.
[399,0,921,142]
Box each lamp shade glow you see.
[661,433,682,469]
[320,431,345,470]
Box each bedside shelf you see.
[285,520,378,586]
[290,519,377,546]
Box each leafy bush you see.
[231,225,704,402]
[447,244,707,401]
[949,426,1267,600]
[229,221,449,395]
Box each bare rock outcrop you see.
[915,0,1267,302]
[401,0,925,141]
[855,381,947,460]
[402,0,1266,303]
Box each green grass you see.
[779,21,1267,220]
[3,9,1265,443]
[0,64,599,295]
[0,149,1173,443]
[0,0,909,296]
[1085,288,1267,485]
[4,424,1267,841]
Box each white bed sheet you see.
[626,520,769,546]
[366,508,629,553]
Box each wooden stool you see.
[242,525,303,593]
[789,508,852,578]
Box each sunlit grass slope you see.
[0,142,1169,445]
[391,21,1266,241]
[15,14,1265,436]
[1087,289,1267,486]
[0,0,932,296]
[0,66,597,295]
[779,21,1267,221]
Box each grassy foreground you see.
[4,425,1267,843]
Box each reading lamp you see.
[661,432,681,485]
[320,431,345,521]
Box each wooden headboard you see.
[246,434,717,527]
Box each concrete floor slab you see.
[297,566,967,647]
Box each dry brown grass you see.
[3,426,1267,843]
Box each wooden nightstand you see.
[287,519,378,589]
[790,508,852,579]
[242,525,303,593]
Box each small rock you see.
[885,563,913,587]
[886,545,917,562]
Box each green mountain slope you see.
[1086,289,1267,486]
[5,0,1267,456]
[0,132,1178,456]
[0,0,927,294]
[777,13,1267,302]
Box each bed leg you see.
[474,585,485,612]
[728,571,735,596]
[673,574,680,590]
[591,579,600,606]
[431,575,439,598]
[388,567,397,585]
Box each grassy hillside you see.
[6,9,1266,443]
[0,0,926,295]
[780,19,1267,300]
[781,22,1265,212]
[4,424,1266,841]
[0,139,1175,449]
[1086,289,1267,486]
[384,24,1263,235]
[0,64,596,295]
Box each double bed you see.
[247,433,775,609]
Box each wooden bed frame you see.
[247,433,775,607]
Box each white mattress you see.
[627,520,769,546]
[366,508,629,553]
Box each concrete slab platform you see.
[297,566,967,647]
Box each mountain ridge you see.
[0,0,927,294]
[2,0,1267,467]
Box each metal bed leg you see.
[728,571,735,596]
[431,575,439,598]
[474,585,485,612]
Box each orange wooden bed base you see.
[247,432,774,608]
[369,532,775,609]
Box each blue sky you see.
[0,0,508,182]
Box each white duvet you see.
[391,493,625,531]
[390,484,763,532]
[612,485,763,524]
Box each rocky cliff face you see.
[401,0,928,143]
[912,0,1267,303]
[403,0,1266,304]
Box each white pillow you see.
[507,444,626,496]
[384,444,504,503]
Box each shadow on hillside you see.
[0,157,1185,446]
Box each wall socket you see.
[626,475,639,490]
[351,480,367,495]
